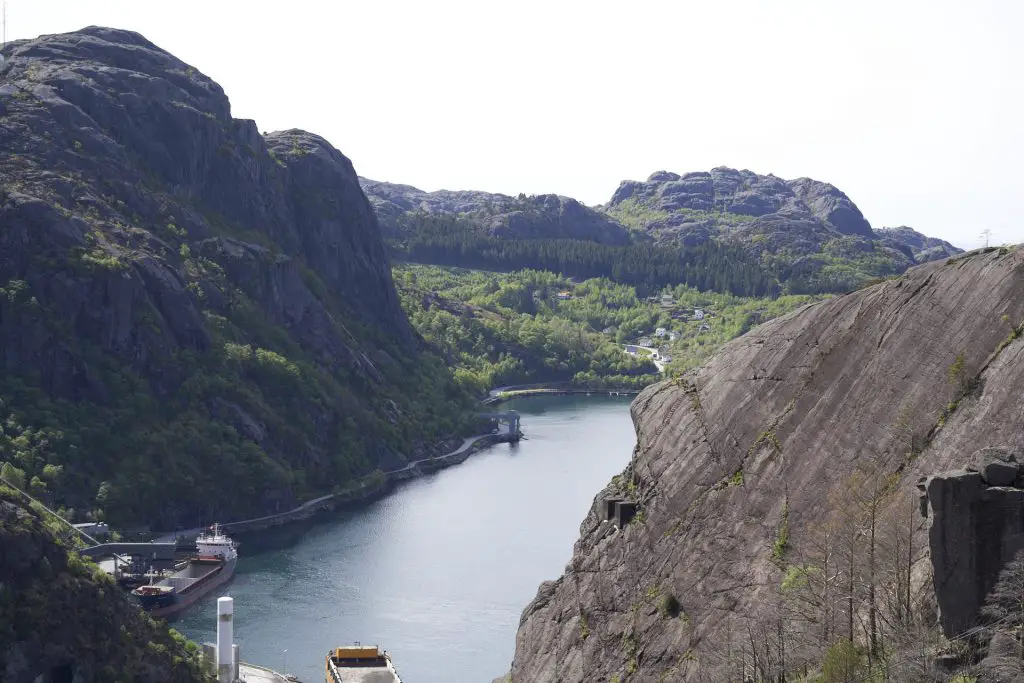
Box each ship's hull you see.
[138,556,237,620]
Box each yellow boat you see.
[324,645,402,683]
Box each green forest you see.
[388,213,780,297]
[0,255,479,530]
[0,485,212,681]
[393,264,826,395]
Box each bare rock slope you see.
[510,246,1024,681]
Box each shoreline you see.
[154,390,638,541]
[483,385,641,406]
[153,433,506,541]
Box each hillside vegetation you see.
[394,264,824,394]
[0,485,211,682]
[0,28,476,530]
[388,212,779,297]
[364,171,962,297]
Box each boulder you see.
[984,461,1020,487]
[966,447,1019,478]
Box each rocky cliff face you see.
[609,169,871,235]
[361,179,632,246]
[876,225,962,264]
[923,451,1024,638]
[0,486,210,682]
[0,28,472,528]
[509,246,1024,681]
[606,168,965,293]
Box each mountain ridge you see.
[0,26,474,528]
[361,169,963,295]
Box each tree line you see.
[388,215,780,298]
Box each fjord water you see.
[176,395,635,683]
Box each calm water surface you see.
[176,395,635,683]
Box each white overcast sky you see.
[7,0,1023,248]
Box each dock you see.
[238,662,300,682]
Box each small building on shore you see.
[72,522,110,539]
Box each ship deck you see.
[331,668,399,683]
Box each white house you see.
[654,327,667,337]
[693,308,705,320]
[668,331,679,341]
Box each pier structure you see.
[478,410,521,441]
[80,542,177,568]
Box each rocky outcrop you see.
[877,225,963,263]
[604,167,963,292]
[509,247,1024,681]
[787,177,874,237]
[0,28,472,528]
[361,179,632,246]
[923,451,1024,637]
[0,487,210,682]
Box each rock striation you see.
[0,27,472,528]
[509,246,1024,681]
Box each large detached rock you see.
[925,469,1024,636]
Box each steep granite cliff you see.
[0,28,474,528]
[510,246,1024,681]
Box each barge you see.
[132,523,237,619]
[325,645,402,683]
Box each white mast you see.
[217,596,235,683]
